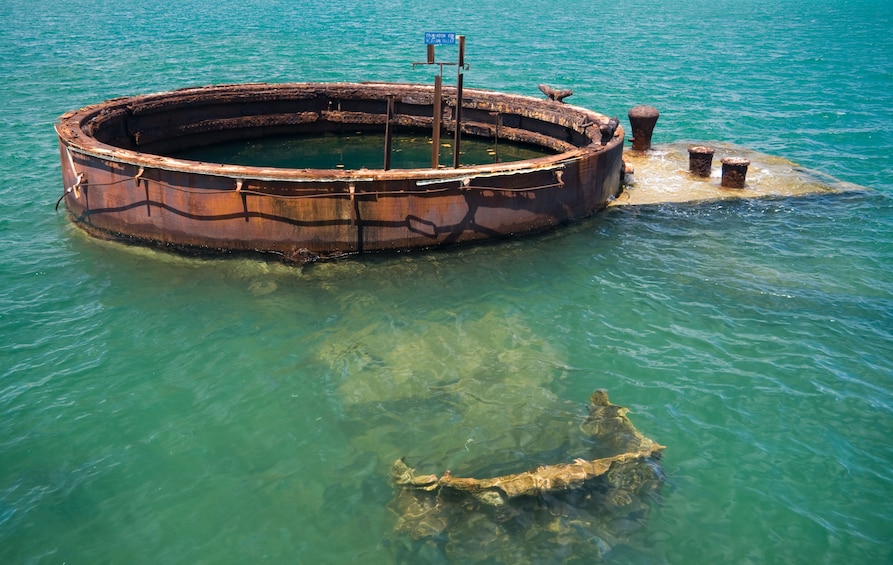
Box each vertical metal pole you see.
[431,74,443,169]
[452,35,465,169]
[490,111,500,163]
[383,96,394,171]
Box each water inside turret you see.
[173,131,555,169]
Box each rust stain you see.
[56,82,624,263]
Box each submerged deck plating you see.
[55,82,625,263]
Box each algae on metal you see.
[388,390,665,558]
[310,269,664,560]
[614,141,865,207]
[317,301,578,475]
[319,308,562,408]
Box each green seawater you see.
[2,0,892,563]
[172,132,552,169]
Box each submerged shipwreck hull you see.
[55,82,624,262]
[389,389,665,550]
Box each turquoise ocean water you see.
[2,0,892,563]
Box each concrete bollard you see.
[688,146,715,177]
[720,157,751,188]
[627,105,660,151]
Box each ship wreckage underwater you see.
[54,43,859,561]
[386,389,665,561]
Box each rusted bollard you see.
[627,105,659,151]
[688,146,715,177]
[720,157,750,188]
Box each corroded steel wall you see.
[56,83,624,262]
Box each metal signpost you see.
[383,95,395,170]
[414,32,467,169]
[424,32,457,46]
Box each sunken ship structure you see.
[55,82,624,263]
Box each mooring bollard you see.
[688,146,715,177]
[720,157,750,188]
[627,105,659,151]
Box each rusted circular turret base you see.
[55,82,626,263]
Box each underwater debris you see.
[390,390,665,541]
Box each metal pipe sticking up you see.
[453,35,466,169]
[721,157,751,188]
[383,96,395,171]
[688,146,715,177]
[627,105,659,151]
[490,111,501,163]
[431,75,443,168]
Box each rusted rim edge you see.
[55,82,621,184]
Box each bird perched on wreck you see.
[538,84,573,103]
[599,116,620,145]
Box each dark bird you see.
[599,116,620,145]
[537,84,573,103]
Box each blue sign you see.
[424,32,457,45]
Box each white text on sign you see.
[424,32,457,45]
